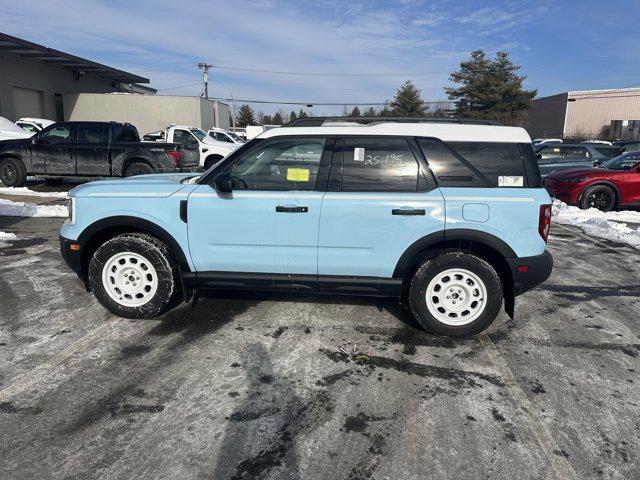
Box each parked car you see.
[544,151,640,211]
[15,117,55,134]
[207,127,245,145]
[59,118,553,338]
[143,125,237,169]
[534,142,623,178]
[0,116,33,141]
[0,121,199,187]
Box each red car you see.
[544,151,640,211]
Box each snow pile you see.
[552,200,640,249]
[0,198,68,218]
[0,187,68,198]
[0,231,18,248]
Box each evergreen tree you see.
[349,106,361,117]
[445,50,536,126]
[389,81,427,117]
[298,109,308,118]
[261,114,273,125]
[273,111,284,125]
[237,104,256,127]
[364,107,378,117]
[379,102,393,117]
[289,111,297,122]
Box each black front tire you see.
[580,184,616,211]
[124,162,153,177]
[408,252,503,337]
[0,157,27,187]
[88,233,180,318]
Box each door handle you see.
[276,206,308,213]
[392,208,425,216]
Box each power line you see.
[156,81,203,91]
[209,96,451,106]
[213,65,450,77]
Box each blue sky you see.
[1,0,639,116]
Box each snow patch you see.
[0,187,69,198]
[0,198,68,218]
[552,200,640,249]
[0,230,18,248]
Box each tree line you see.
[233,50,536,127]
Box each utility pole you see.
[230,90,236,130]
[197,62,214,99]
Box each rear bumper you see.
[59,235,83,276]
[507,250,553,295]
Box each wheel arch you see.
[120,157,154,176]
[579,180,622,205]
[393,229,516,317]
[76,216,192,297]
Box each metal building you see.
[527,87,640,140]
[0,32,152,121]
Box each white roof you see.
[258,122,531,143]
[18,117,55,126]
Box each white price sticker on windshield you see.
[354,147,365,161]
[498,175,524,187]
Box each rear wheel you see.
[0,157,27,187]
[124,162,153,177]
[88,233,180,318]
[409,252,502,337]
[580,184,616,211]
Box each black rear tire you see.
[408,252,503,337]
[0,157,27,187]
[580,184,616,211]
[124,162,153,177]
[88,233,180,319]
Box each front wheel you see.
[409,252,503,337]
[0,157,27,187]
[88,233,180,318]
[580,184,616,211]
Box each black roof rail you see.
[282,116,503,127]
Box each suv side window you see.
[39,125,73,145]
[448,142,527,187]
[537,146,562,159]
[417,138,484,187]
[340,137,421,191]
[228,137,326,191]
[561,146,590,158]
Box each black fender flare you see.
[579,180,622,204]
[113,153,161,176]
[393,229,517,318]
[77,216,191,272]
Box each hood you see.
[0,137,32,147]
[70,172,199,198]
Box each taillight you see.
[166,150,180,165]
[539,204,552,242]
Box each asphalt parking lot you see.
[1,209,639,479]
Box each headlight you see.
[562,177,587,183]
[67,197,76,225]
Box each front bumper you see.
[507,250,553,296]
[59,235,83,276]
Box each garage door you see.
[13,87,44,118]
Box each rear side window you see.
[449,142,527,187]
[561,146,590,158]
[112,125,138,142]
[418,139,532,188]
[417,138,484,187]
[76,124,108,144]
[594,146,622,158]
[340,137,421,191]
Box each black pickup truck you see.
[0,121,199,187]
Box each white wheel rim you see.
[425,268,487,326]
[101,251,158,307]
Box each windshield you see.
[601,152,640,171]
[189,129,207,141]
[229,133,245,142]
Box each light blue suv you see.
[60,118,553,337]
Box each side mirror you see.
[593,159,603,166]
[213,172,232,194]
[535,153,542,160]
